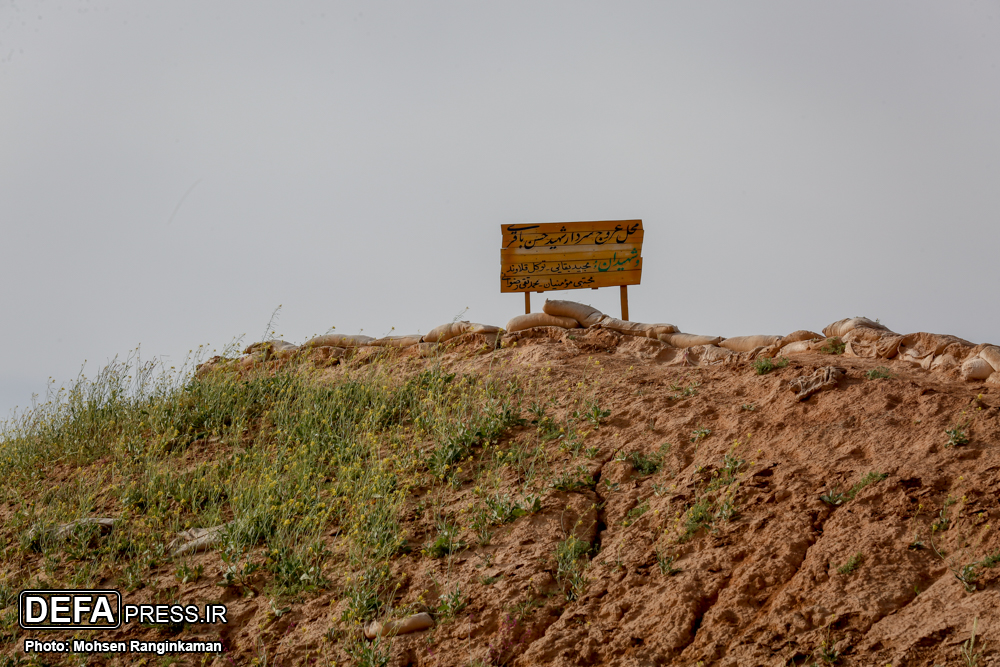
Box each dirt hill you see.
[1,324,999,666]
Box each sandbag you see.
[303,333,374,348]
[980,345,1000,373]
[779,340,816,355]
[542,299,605,328]
[644,325,680,339]
[364,612,434,639]
[842,328,904,359]
[822,317,891,338]
[195,356,235,378]
[961,357,994,381]
[930,354,959,372]
[780,330,822,346]
[423,321,501,343]
[719,335,782,353]
[694,344,734,364]
[601,318,679,337]
[897,332,973,365]
[657,333,723,348]
[506,313,579,333]
[371,335,423,348]
[170,524,229,557]
[244,340,299,359]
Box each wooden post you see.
[620,285,629,320]
[524,292,531,314]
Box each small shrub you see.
[346,635,391,667]
[484,492,527,525]
[554,536,589,600]
[946,424,970,448]
[471,509,493,546]
[425,519,463,558]
[527,401,548,421]
[628,451,662,476]
[623,501,649,526]
[837,552,863,575]
[932,500,955,533]
[865,366,892,380]
[820,337,846,355]
[714,492,738,522]
[753,356,789,376]
[174,562,203,584]
[707,451,745,492]
[551,466,595,492]
[961,617,982,667]
[690,427,711,443]
[978,552,1000,569]
[822,472,886,505]
[847,472,887,500]
[656,551,680,576]
[580,400,611,428]
[535,415,564,442]
[266,542,329,594]
[954,563,979,593]
[814,637,841,665]
[741,403,756,412]
[670,381,699,399]
[679,498,713,542]
[437,585,467,619]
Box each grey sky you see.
[2,1,998,418]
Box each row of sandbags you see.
[506,300,680,339]
[245,322,502,356]
[809,317,1000,383]
[507,299,815,353]
[507,301,1000,383]
[711,314,1000,384]
[200,301,999,384]
[299,321,502,350]
[195,322,503,376]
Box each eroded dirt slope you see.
[5,327,1000,666]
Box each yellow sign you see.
[500,220,643,293]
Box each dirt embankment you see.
[4,326,1000,666]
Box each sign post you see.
[500,220,643,318]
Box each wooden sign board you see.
[500,220,643,293]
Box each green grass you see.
[821,471,886,506]
[946,424,970,448]
[690,427,711,443]
[623,501,649,526]
[753,356,789,375]
[656,551,680,576]
[847,472,887,499]
[679,498,713,543]
[979,552,1000,569]
[837,552,863,575]
[551,466,596,492]
[0,348,527,618]
[555,535,590,600]
[627,448,665,476]
[820,337,846,355]
[865,366,893,380]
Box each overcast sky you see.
[2,1,999,418]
